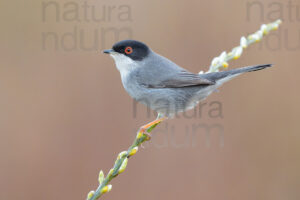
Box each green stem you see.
[89,123,158,200]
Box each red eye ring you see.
[125,46,133,54]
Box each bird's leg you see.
[138,116,167,140]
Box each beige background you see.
[1,0,299,200]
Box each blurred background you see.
[1,0,299,199]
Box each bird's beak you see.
[103,49,114,54]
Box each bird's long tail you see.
[202,64,272,84]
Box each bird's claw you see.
[139,127,152,141]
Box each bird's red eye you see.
[125,46,133,54]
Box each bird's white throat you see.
[110,53,136,80]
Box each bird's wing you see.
[140,69,215,88]
[135,52,214,88]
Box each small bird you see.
[103,40,272,135]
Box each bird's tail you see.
[202,64,272,83]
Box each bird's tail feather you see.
[202,64,272,83]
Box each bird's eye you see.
[125,46,133,54]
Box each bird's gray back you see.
[134,51,187,86]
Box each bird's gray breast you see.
[121,68,147,100]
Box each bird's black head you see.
[103,40,150,61]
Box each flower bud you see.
[129,147,138,156]
[101,185,112,194]
[98,170,104,184]
[219,51,227,61]
[117,151,127,160]
[118,158,128,174]
[240,36,247,48]
[260,24,268,35]
[87,190,95,200]
[222,62,229,68]
[233,47,243,59]
[211,57,220,67]
[108,168,114,176]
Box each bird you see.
[103,39,272,136]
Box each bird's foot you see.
[138,127,152,141]
[137,117,167,142]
